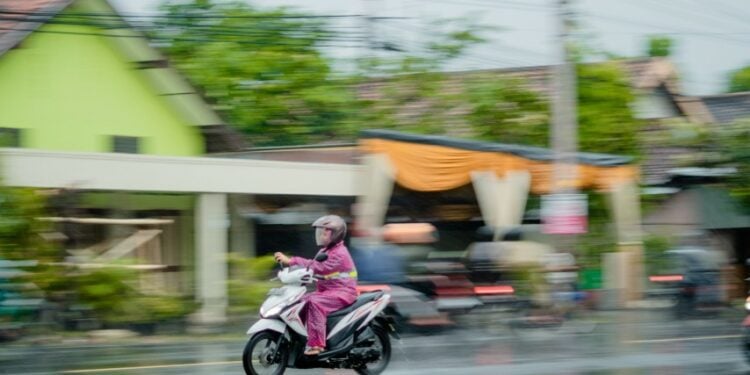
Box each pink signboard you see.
[541,194,588,234]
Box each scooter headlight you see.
[745,297,750,312]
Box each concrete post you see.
[602,252,631,309]
[610,182,645,302]
[354,154,395,238]
[229,194,255,257]
[192,193,229,324]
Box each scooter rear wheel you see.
[355,325,392,375]
[243,330,288,375]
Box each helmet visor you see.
[315,227,329,247]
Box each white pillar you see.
[609,181,645,302]
[354,154,395,238]
[193,193,228,324]
[229,194,255,257]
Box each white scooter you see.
[243,253,398,375]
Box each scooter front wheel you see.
[243,330,288,375]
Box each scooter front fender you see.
[247,318,287,337]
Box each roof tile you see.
[0,0,72,54]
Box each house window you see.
[0,128,21,147]
[112,136,140,154]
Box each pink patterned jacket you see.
[289,241,358,298]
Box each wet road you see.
[1,310,748,374]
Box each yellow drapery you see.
[359,138,638,194]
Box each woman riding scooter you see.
[274,215,358,356]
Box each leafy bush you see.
[227,254,279,315]
[66,265,194,325]
[643,235,672,276]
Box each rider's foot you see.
[304,346,324,356]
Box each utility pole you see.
[542,0,584,263]
[551,0,578,195]
[362,0,378,64]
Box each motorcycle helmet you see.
[312,215,347,248]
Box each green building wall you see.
[0,22,203,156]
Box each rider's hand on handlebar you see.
[274,252,291,266]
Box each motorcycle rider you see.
[274,215,358,356]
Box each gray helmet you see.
[312,215,347,246]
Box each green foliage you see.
[227,254,279,314]
[155,0,360,146]
[643,235,672,275]
[61,266,194,325]
[508,264,542,298]
[424,18,488,62]
[0,188,65,322]
[714,119,750,209]
[639,118,721,168]
[0,186,193,326]
[74,267,136,315]
[728,65,750,93]
[0,189,54,262]
[647,35,674,57]
[466,77,548,145]
[577,62,642,157]
[352,18,488,137]
[576,191,617,268]
[155,1,640,158]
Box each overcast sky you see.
[111,0,750,96]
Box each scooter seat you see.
[328,291,384,318]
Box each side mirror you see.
[314,253,328,262]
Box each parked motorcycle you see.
[243,253,398,375]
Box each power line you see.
[0,26,362,48]
[0,9,404,20]
[584,11,750,47]
[0,15,368,43]
[377,19,549,65]
[631,0,750,34]
[403,0,550,12]
[715,0,750,21]
[684,0,750,31]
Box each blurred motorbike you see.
[243,253,398,375]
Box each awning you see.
[359,130,638,194]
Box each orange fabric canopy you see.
[359,131,638,194]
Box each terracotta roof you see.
[700,92,750,124]
[0,0,73,55]
[359,57,679,101]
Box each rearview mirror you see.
[314,253,328,262]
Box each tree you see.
[646,35,674,57]
[153,1,640,157]
[465,77,548,145]
[715,119,750,209]
[153,0,360,146]
[0,188,53,263]
[577,62,642,157]
[728,65,750,93]
[464,61,642,156]
[350,18,491,137]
